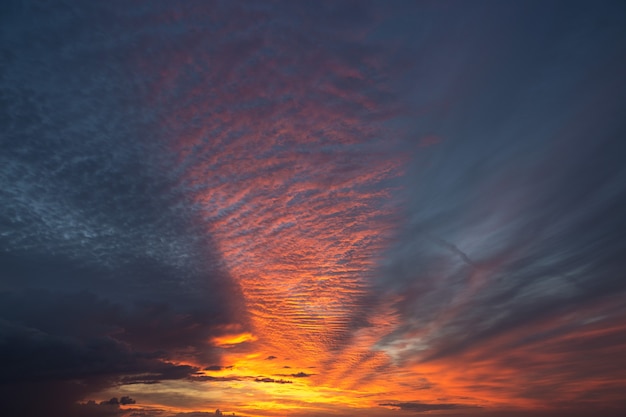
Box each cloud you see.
[190,375,241,383]
[254,377,292,384]
[379,402,478,412]
[275,372,313,378]
[120,397,137,405]
[0,317,196,383]
[98,397,135,406]
[2,0,626,416]
[72,400,128,417]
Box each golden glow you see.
[211,332,258,347]
[111,10,626,415]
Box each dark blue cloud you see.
[1,1,248,415]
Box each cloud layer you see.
[1,1,626,416]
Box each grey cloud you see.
[379,402,478,412]
[275,372,313,378]
[0,2,249,415]
[120,397,137,405]
[189,375,241,383]
[100,397,135,406]
[254,377,292,384]
[373,0,626,368]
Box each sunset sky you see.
[2,1,626,416]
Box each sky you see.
[1,1,626,416]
